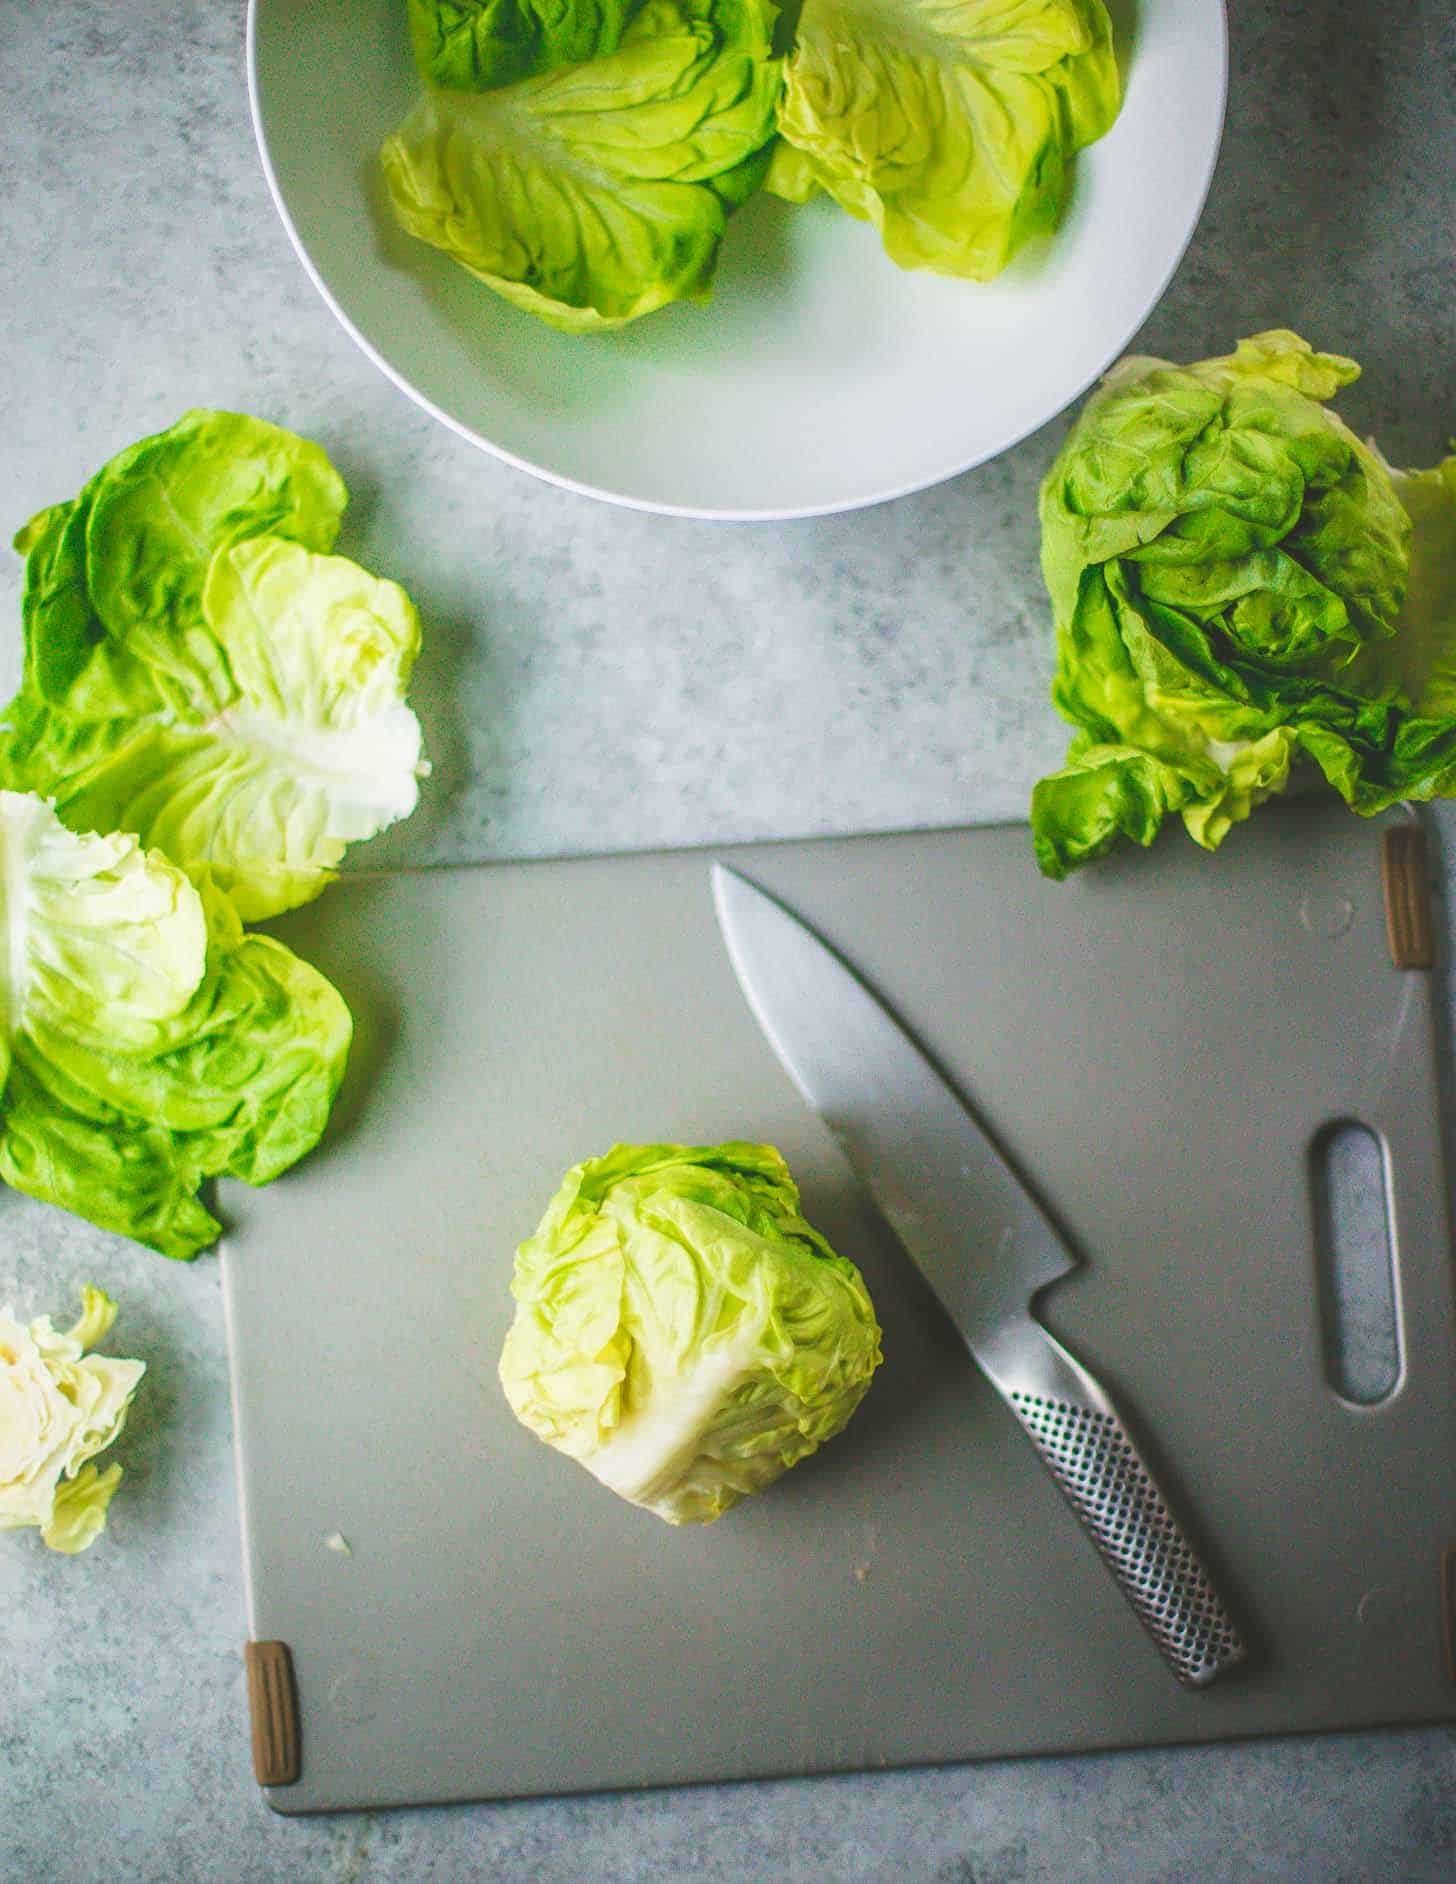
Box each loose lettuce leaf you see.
[16,410,346,719]
[0,794,207,1068]
[3,412,424,920]
[40,1464,125,1555]
[773,0,1120,279]
[499,1142,882,1523]
[7,540,424,921]
[1030,331,1456,877]
[381,0,781,333]
[409,0,640,88]
[0,794,351,1258]
[0,1286,145,1554]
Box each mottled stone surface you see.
[2,1,1455,1878]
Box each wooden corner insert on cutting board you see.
[1442,1549,1456,1686]
[1382,823,1434,970]
[245,1640,301,1787]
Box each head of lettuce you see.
[1030,330,1456,878]
[499,1143,882,1523]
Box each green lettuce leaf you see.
[15,409,347,719]
[1348,454,1456,717]
[763,138,820,203]
[409,0,640,89]
[381,0,781,333]
[499,1142,882,1523]
[0,793,351,1258]
[3,412,424,920]
[773,0,1120,279]
[1030,332,1456,876]
[0,792,207,1085]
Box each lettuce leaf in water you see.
[0,793,350,1258]
[409,0,641,89]
[771,0,1120,280]
[499,1143,882,1523]
[1030,332,1456,877]
[3,411,425,921]
[382,0,782,333]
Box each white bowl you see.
[248,0,1227,520]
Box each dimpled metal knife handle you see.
[982,1314,1246,1688]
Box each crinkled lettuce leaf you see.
[15,409,346,719]
[773,0,1120,279]
[499,1142,882,1524]
[409,0,641,88]
[1348,454,1456,717]
[0,793,350,1258]
[382,0,781,333]
[1030,332,1456,876]
[0,794,208,1071]
[3,411,424,920]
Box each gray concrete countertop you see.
[2,2,1454,1879]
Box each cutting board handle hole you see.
[1310,1121,1402,1407]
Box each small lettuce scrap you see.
[771,0,1121,280]
[0,792,351,1258]
[499,1142,882,1523]
[3,411,425,920]
[0,1286,145,1554]
[1031,332,1456,877]
[382,0,782,333]
[409,0,641,89]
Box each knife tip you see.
[710,859,750,909]
[710,863,767,966]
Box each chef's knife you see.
[712,864,1246,1689]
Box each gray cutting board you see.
[221,803,1456,1813]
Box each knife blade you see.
[711,862,1246,1689]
